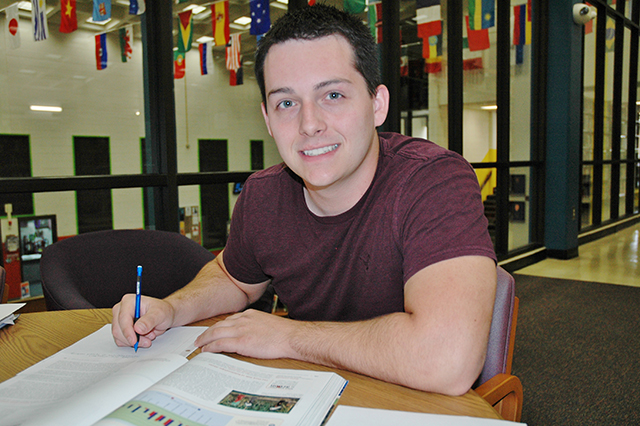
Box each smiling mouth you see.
[302,144,339,157]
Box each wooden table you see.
[0,309,502,420]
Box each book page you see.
[325,406,526,426]
[0,325,207,426]
[94,352,347,426]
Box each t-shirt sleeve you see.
[220,178,272,284]
[397,154,497,283]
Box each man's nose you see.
[299,102,326,136]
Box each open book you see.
[0,325,347,426]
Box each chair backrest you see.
[475,266,518,387]
[0,266,7,304]
[40,230,216,310]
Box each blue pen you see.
[134,265,142,352]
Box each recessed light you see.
[233,16,252,26]
[30,105,62,112]
[183,4,206,14]
[481,105,498,110]
[86,17,112,25]
[196,36,214,43]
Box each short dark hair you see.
[254,3,381,105]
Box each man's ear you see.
[373,85,390,128]
[261,102,273,137]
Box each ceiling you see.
[1,0,426,66]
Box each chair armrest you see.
[475,373,523,422]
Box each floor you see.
[516,222,640,287]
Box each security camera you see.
[573,3,596,25]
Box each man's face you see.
[261,35,388,194]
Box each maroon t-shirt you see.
[223,133,496,321]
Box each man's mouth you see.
[302,144,339,157]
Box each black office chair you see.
[1,266,7,304]
[40,229,216,311]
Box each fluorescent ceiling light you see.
[86,17,112,25]
[30,105,62,112]
[183,4,206,14]
[276,0,288,4]
[271,1,288,10]
[234,16,252,25]
[196,36,214,43]
[481,105,498,110]
[18,1,32,11]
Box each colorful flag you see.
[463,57,483,70]
[465,15,489,51]
[230,64,243,86]
[177,10,193,52]
[31,0,49,41]
[59,0,77,33]
[425,56,442,74]
[226,33,241,71]
[423,33,442,59]
[5,3,20,49]
[174,50,185,79]
[95,33,107,70]
[512,4,531,46]
[468,0,494,30]
[129,0,145,15]
[605,16,615,52]
[416,0,441,39]
[119,25,133,62]
[199,42,214,75]
[368,1,382,43]
[93,0,111,22]
[212,1,229,46]
[344,0,366,14]
[250,0,270,36]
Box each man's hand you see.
[195,309,298,359]
[111,294,176,350]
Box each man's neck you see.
[303,141,380,217]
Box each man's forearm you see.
[165,256,254,327]
[286,311,487,396]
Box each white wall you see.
[1,17,279,237]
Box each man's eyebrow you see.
[314,79,351,91]
[266,79,352,100]
[267,87,293,99]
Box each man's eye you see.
[278,100,294,109]
[327,92,343,100]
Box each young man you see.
[112,4,497,396]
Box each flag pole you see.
[184,70,190,149]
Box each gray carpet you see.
[511,274,640,426]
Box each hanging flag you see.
[59,0,77,33]
[129,0,145,15]
[177,10,193,52]
[468,0,494,30]
[5,3,20,49]
[344,0,366,14]
[93,0,111,22]
[31,0,49,41]
[174,50,185,79]
[212,1,229,46]
[416,0,441,39]
[425,56,442,73]
[423,33,442,60]
[367,1,382,43]
[250,0,270,36]
[199,42,214,75]
[95,33,108,70]
[119,24,133,62]
[226,33,241,71]
[605,16,615,52]
[465,15,489,51]
[512,4,531,46]
[230,63,243,86]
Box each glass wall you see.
[581,0,640,231]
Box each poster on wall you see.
[180,206,201,245]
